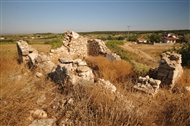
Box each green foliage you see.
[47,38,63,49]
[128,34,139,41]
[150,33,161,43]
[131,60,150,76]
[175,34,190,67]
[0,39,14,44]
[106,40,131,61]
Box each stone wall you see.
[49,58,94,85]
[16,40,38,63]
[88,39,121,60]
[157,52,183,87]
[134,52,183,94]
[49,31,121,60]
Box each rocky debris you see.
[134,75,161,95]
[49,58,94,85]
[88,39,121,60]
[96,78,117,93]
[36,94,46,105]
[157,52,183,87]
[49,31,88,59]
[30,109,47,119]
[57,118,73,126]
[29,118,56,126]
[16,40,56,73]
[185,86,190,92]
[16,40,38,63]
[36,72,43,78]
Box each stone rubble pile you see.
[157,52,183,87]
[133,75,161,95]
[49,31,88,59]
[134,51,183,94]
[49,58,94,85]
[16,31,121,82]
[88,39,121,60]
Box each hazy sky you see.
[1,0,189,34]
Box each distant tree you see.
[177,34,190,67]
[149,33,161,43]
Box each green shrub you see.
[131,60,150,76]
[49,38,62,49]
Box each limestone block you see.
[77,66,90,72]
[29,118,55,126]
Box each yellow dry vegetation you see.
[0,44,190,125]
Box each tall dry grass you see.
[0,44,57,126]
[86,56,133,83]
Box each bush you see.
[131,60,150,77]
[177,34,190,67]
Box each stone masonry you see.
[88,39,121,60]
[134,51,183,94]
[49,58,94,85]
[16,40,38,63]
[49,31,121,60]
[157,52,183,87]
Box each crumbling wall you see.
[134,52,183,94]
[157,52,183,87]
[88,39,121,60]
[49,58,94,85]
[16,40,38,63]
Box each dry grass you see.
[120,43,174,67]
[0,44,57,126]
[86,56,133,83]
[129,43,174,60]
[1,44,190,126]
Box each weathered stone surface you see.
[49,58,94,85]
[16,40,38,63]
[134,75,161,95]
[29,118,55,126]
[157,52,183,87]
[88,39,121,60]
[58,57,73,64]
[30,109,47,119]
[36,72,43,78]
[97,78,117,93]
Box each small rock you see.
[77,66,90,72]
[68,98,74,105]
[36,72,43,78]
[30,109,47,119]
[58,58,73,64]
[185,86,190,92]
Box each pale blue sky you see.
[1,0,189,34]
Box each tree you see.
[177,34,190,67]
[149,33,161,43]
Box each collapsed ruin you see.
[16,31,122,94]
[134,51,183,94]
[16,31,185,125]
[17,31,183,96]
